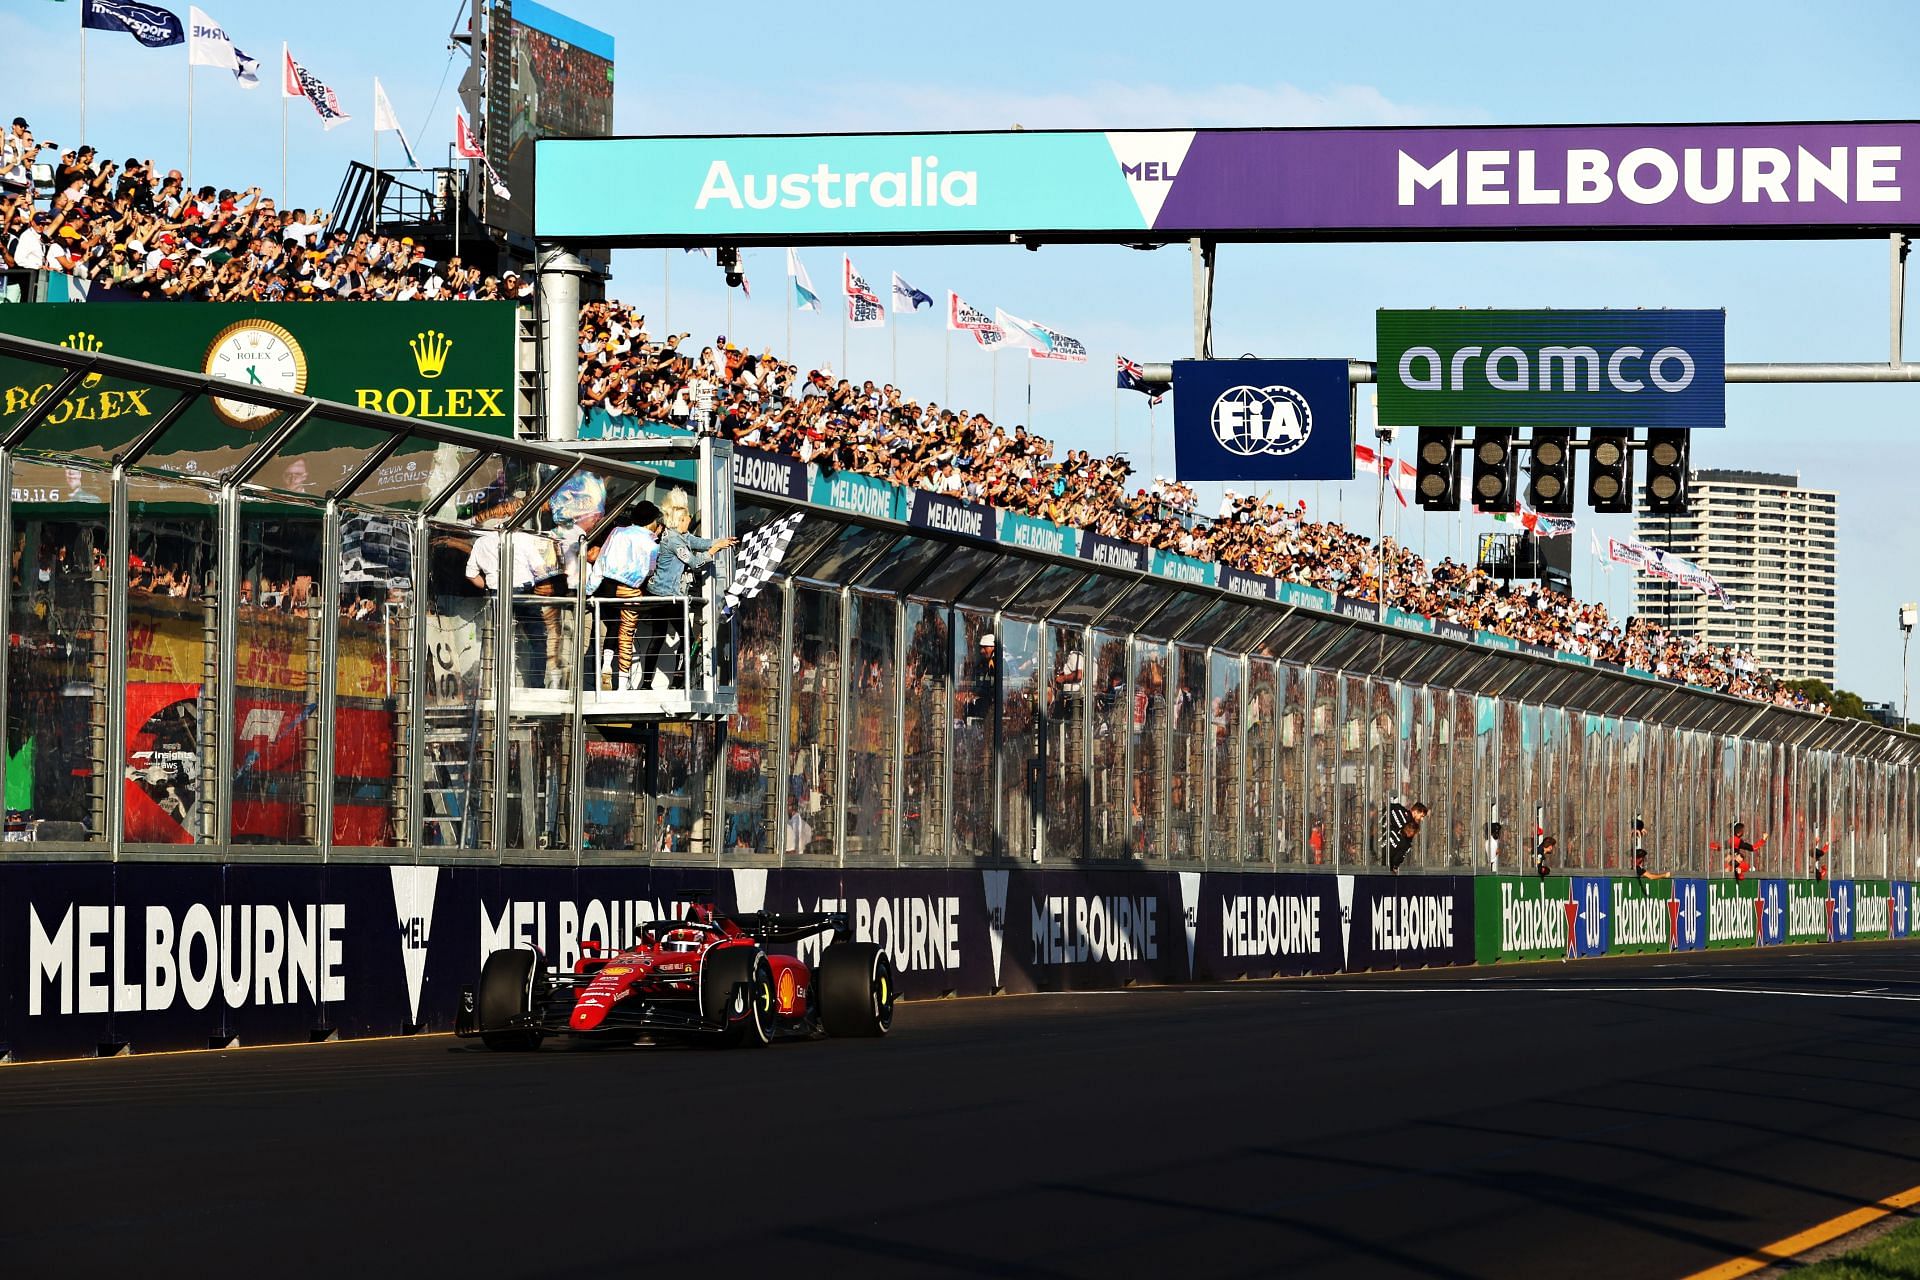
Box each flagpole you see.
[943,330,951,407]
[890,308,897,385]
[840,302,847,380]
[187,60,195,192]
[1147,398,1156,481]
[991,350,998,422]
[80,28,87,148]
[1025,355,1033,429]
[662,249,670,337]
[280,44,288,207]
[1112,382,1119,457]
[785,269,793,364]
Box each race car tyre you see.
[818,942,895,1038]
[477,948,545,1052]
[700,946,773,1048]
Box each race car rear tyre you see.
[477,948,545,1052]
[819,942,895,1038]
[700,946,772,1048]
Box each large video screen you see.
[484,0,614,241]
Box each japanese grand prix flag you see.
[283,44,351,130]
[188,6,259,85]
[842,255,885,329]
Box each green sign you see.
[1706,879,1757,949]
[1474,876,1573,963]
[1609,879,1671,955]
[1856,880,1892,939]
[1375,308,1727,429]
[1786,880,1827,942]
[0,302,521,481]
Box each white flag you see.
[843,254,886,329]
[373,77,418,165]
[787,248,820,312]
[949,292,1007,350]
[283,45,350,129]
[189,8,258,86]
[1023,317,1088,363]
[995,308,1046,353]
[891,272,933,312]
[372,78,401,132]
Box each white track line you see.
[1233,985,1920,1002]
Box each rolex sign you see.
[0,302,521,452]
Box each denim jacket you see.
[645,529,718,597]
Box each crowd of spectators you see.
[1,117,530,301]
[577,299,1821,712]
[0,118,1820,712]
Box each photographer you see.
[1,117,50,202]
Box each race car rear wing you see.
[735,912,852,945]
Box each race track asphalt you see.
[4,943,1920,1279]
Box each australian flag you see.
[82,0,186,47]
[1117,355,1168,406]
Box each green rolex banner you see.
[0,302,522,482]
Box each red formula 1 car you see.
[455,905,896,1050]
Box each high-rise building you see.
[1633,469,1837,684]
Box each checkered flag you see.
[724,512,804,614]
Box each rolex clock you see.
[203,319,309,426]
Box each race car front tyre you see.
[700,947,772,1048]
[818,942,895,1038]
[477,948,545,1052]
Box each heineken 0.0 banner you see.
[0,302,521,482]
[1376,308,1725,429]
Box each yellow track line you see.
[1678,1183,1920,1279]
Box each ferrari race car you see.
[455,905,895,1050]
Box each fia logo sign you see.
[1211,385,1313,458]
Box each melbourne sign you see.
[537,122,1920,242]
[1376,309,1726,428]
[1171,359,1353,481]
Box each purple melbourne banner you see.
[1160,123,1920,235]
[542,123,1920,243]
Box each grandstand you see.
[0,116,1913,1064]
[2,125,1818,709]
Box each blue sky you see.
[7,0,1918,697]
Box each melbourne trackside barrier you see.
[0,862,1474,1062]
[1,864,1909,1063]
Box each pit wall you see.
[0,863,1910,1063]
